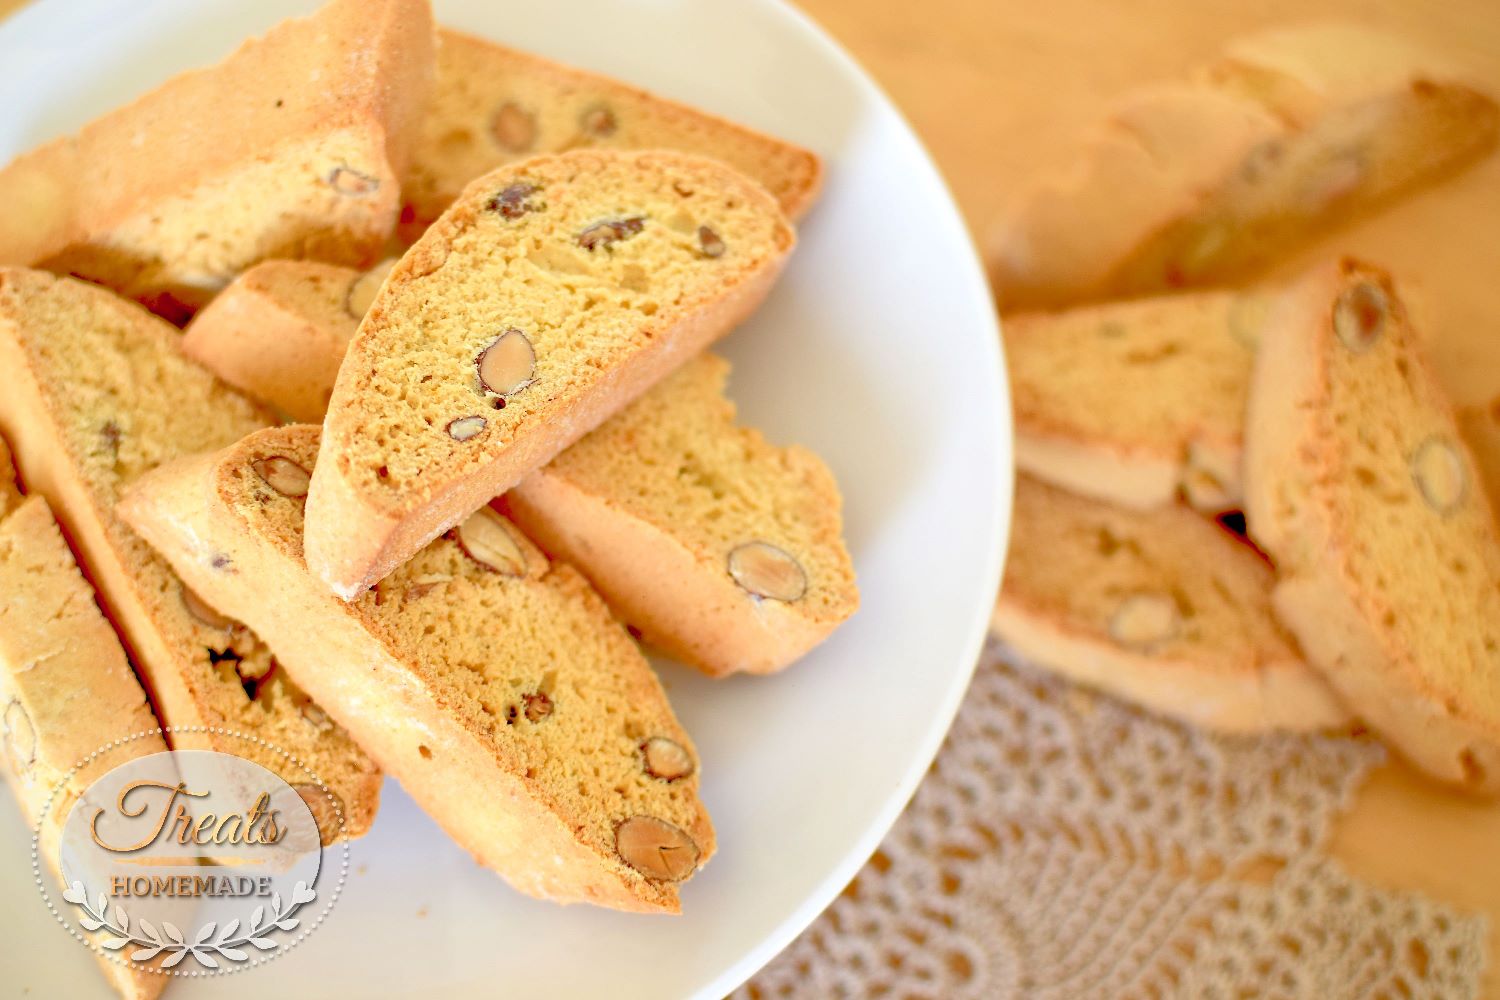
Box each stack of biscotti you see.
[122,425,714,912]
[184,246,860,673]
[0,439,170,1000]
[985,25,1500,795]
[0,0,861,925]
[0,0,435,320]
[0,268,381,840]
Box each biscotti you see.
[181,259,390,421]
[0,493,169,1000]
[121,425,714,913]
[0,268,381,839]
[1243,259,1500,793]
[1007,290,1267,512]
[306,149,796,598]
[991,476,1347,733]
[401,28,822,237]
[989,24,1499,308]
[0,0,434,320]
[504,354,858,676]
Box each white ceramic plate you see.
[0,1,1010,995]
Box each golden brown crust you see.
[991,476,1348,733]
[121,426,714,912]
[307,149,795,598]
[1243,258,1500,793]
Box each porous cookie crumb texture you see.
[307,148,795,598]
[1243,258,1500,794]
[991,476,1347,733]
[402,28,822,236]
[120,425,714,912]
[0,0,435,320]
[1007,290,1268,512]
[989,24,1500,307]
[505,354,858,676]
[181,259,373,421]
[0,268,381,837]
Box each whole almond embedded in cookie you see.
[641,737,694,781]
[476,329,536,399]
[454,507,526,576]
[727,541,807,601]
[253,456,312,497]
[1108,593,1180,649]
[490,102,536,152]
[1412,436,1467,514]
[1333,280,1388,353]
[446,415,487,442]
[614,816,699,881]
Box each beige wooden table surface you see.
[790,2,1500,995]
[2,0,1498,994]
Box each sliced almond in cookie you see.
[614,816,700,882]
[727,541,807,602]
[454,506,526,576]
[253,456,312,497]
[475,328,536,399]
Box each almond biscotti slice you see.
[989,25,1499,308]
[0,268,380,839]
[0,493,169,1000]
[179,267,855,673]
[1244,259,1500,793]
[0,0,434,320]
[121,425,714,913]
[401,28,822,236]
[991,476,1348,733]
[1008,290,1269,512]
[181,259,394,421]
[307,149,795,598]
[503,354,858,676]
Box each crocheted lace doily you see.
[742,643,1489,999]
